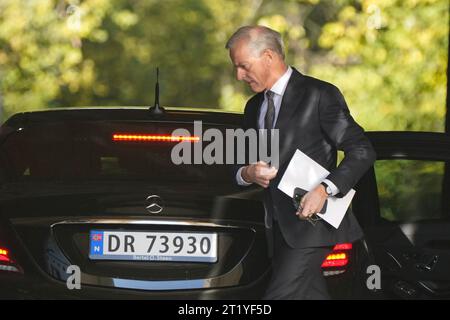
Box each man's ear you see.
[263,49,274,66]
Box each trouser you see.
[263,222,332,300]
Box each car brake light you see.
[321,253,349,268]
[322,243,353,276]
[113,134,200,142]
[0,249,9,262]
[333,243,353,251]
[0,247,23,274]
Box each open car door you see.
[354,132,450,299]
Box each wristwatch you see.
[320,181,333,196]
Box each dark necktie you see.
[265,90,275,130]
[264,90,276,220]
[264,90,275,156]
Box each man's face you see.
[229,40,270,93]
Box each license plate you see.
[89,230,217,263]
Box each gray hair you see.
[225,26,285,59]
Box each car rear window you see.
[374,159,447,222]
[0,121,235,185]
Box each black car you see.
[0,107,373,299]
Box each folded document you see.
[277,149,355,229]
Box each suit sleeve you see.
[318,84,377,196]
[230,99,257,187]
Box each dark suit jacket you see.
[233,68,376,249]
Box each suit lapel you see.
[250,68,306,130]
[273,68,306,166]
[248,93,264,129]
[274,68,306,130]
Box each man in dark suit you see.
[226,26,376,299]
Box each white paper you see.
[277,149,355,229]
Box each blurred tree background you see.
[0,0,448,132]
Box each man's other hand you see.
[296,184,328,219]
[242,161,278,188]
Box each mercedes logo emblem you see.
[145,195,164,214]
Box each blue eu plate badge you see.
[90,231,104,256]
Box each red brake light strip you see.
[113,134,200,142]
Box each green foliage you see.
[311,0,448,131]
[375,159,444,222]
[0,0,448,133]
[0,0,113,115]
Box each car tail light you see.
[322,252,349,268]
[0,247,23,274]
[333,243,353,251]
[322,243,353,276]
[112,134,200,142]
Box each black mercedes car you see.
[0,107,373,299]
[0,107,448,299]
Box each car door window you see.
[374,160,446,222]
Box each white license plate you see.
[89,230,217,263]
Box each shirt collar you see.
[267,66,293,97]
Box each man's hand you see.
[296,184,328,220]
[241,161,277,188]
